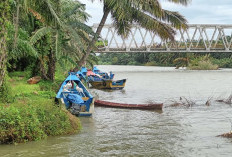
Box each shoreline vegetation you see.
[0,70,81,144]
[98,53,232,70]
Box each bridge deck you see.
[93,24,232,53]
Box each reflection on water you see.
[1,65,232,157]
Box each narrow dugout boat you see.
[94,100,163,110]
[56,72,94,117]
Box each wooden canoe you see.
[94,100,163,110]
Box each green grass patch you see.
[0,103,81,144]
[0,71,81,144]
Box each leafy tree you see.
[24,0,94,81]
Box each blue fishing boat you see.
[56,72,94,117]
[80,67,88,76]
[93,66,114,80]
[88,77,126,89]
[87,69,126,90]
[78,66,126,90]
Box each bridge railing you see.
[92,24,232,53]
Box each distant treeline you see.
[98,52,232,69]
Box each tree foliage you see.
[78,0,191,68]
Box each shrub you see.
[188,54,219,70]
[173,57,188,69]
[188,60,218,70]
[212,58,232,68]
[0,76,14,103]
[144,61,157,66]
[0,103,80,144]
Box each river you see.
[1,65,232,157]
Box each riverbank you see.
[0,71,81,144]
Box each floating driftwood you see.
[216,94,232,104]
[169,97,196,107]
[217,132,232,138]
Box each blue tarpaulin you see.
[67,94,84,104]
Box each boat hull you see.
[61,96,94,117]
[94,100,163,110]
[89,79,126,90]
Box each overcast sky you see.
[79,0,232,26]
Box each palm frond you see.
[55,30,60,57]
[68,21,96,37]
[64,26,85,51]
[62,1,89,20]
[162,9,188,30]
[166,0,191,6]
[30,27,52,45]
[17,38,38,57]
[131,7,176,40]
[86,54,99,68]
[45,0,63,27]
[59,55,78,66]
[75,30,91,43]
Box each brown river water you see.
[1,65,232,157]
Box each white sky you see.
[79,0,232,26]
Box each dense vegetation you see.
[98,52,232,69]
[0,0,92,144]
[0,70,81,144]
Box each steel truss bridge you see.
[93,24,232,53]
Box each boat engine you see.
[69,103,81,116]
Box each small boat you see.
[88,77,126,89]
[56,72,94,117]
[93,66,114,80]
[79,67,126,90]
[94,100,163,110]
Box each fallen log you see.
[27,76,41,84]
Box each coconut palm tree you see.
[29,0,94,80]
[77,0,191,68]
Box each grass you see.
[0,71,81,144]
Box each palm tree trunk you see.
[39,57,49,80]
[47,31,58,81]
[47,50,56,81]
[0,28,8,87]
[13,0,20,48]
[0,0,10,88]
[77,8,110,69]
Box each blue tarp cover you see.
[81,67,87,73]
[93,66,100,72]
[67,94,84,104]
